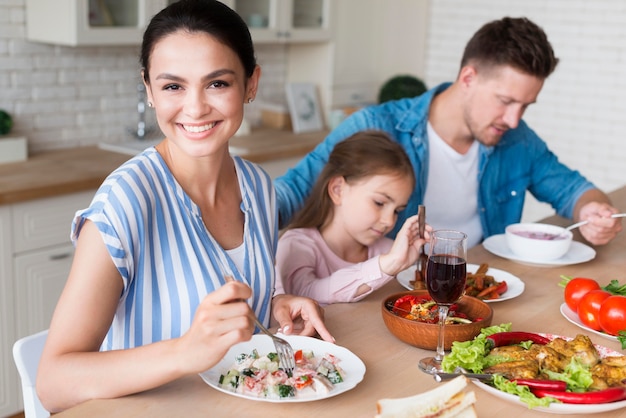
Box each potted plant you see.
[378,75,427,103]
[0,109,12,135]
[0,109,27,163]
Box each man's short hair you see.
[460,17,559,79]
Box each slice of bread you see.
[375,375,477,418]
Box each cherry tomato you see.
[578,290,611,331]
[564,278,601,312]
[599,295,626,336]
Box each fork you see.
[223,275,296,376]
[412,205,428,290]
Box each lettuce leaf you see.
[441,323,512,373]
[492,375,558,408]
[544,357,593,392]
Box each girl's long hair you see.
[287,130,415,230]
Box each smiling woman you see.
[36,0,332,413]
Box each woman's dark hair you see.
[461,17,559,79]
[140,0,256,83]
[288,131,416,230]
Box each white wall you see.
[424,0,626,220]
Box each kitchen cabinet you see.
[0,205,17,417]
[0,191,93,417]
[222,0,330,43]
[25,0,169,46]
[25,0,328,47]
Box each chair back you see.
[12,329,50,418]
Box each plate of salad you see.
[199,334,366,402]
[441,325,626,414]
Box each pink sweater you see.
[275,228,395,305]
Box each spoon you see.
[549,213,626,239]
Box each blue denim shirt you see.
[275,82,595,241]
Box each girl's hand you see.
[272,294,335,343]
[379,215,431,276]
[177,281,255,374]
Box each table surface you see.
[54,186,626,418]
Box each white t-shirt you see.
[422,122,483,247]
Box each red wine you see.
[426,255,467,305]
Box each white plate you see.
[482,234,596,266]
[472,333,624,414]
[560,303,618,342]
[396,263,524,302]
[199,334,366,403]
[473,380,626,414]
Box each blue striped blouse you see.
[71,148,277,350]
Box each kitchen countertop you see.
[0,129,326,205]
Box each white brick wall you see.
[0,1,286,152]
[425,0,626,220]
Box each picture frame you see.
[285,83,325,133]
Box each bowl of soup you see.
[505,223,572,261]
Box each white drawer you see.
[11,190,94,253]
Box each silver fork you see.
[223,275,296,376]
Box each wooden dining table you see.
[55,185,626,418]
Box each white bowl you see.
[504,223,573,261]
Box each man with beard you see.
[275,17,621,248]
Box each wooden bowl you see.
[381,290,493,350]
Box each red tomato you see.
[599,295,626,336]
[294,349,304,364]
[564,278,601,312]
[578,290,611,331]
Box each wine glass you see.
[418,229,468,374]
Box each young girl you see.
[37,0,331,412]
[275,131,430,305]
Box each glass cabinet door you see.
[87,0,139,28]
[225,0,329,43]
[291,0,325,29]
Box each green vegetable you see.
[618,331,626,349]
[326,370,343,384]
[492,375,558,408]
[277,384,295,398]
[267,352,279,362]
[543,358,593,392]
[603,279,626,296]
[241,368,256,377]
[441,323,512,373]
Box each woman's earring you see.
[247,97,254,103]
[147,101,153,108]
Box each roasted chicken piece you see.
[547,335,600,367]
[591,355,626,388]
[536,345,569,373]
[484,360,539,379]
[488,344,541,362]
